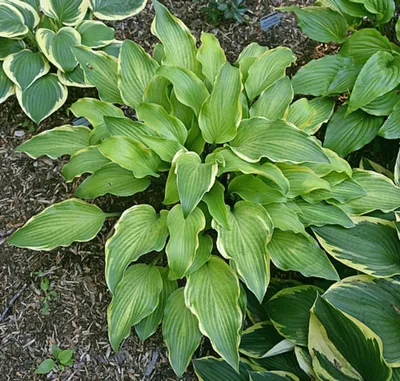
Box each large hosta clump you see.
[9,1,400,379]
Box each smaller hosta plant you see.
[197,0,248,24]
[10,0,400,378]
[0,0,147,124]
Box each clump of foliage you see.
[9,0,400,379]
[35,344,74,375]
[0,0,147,124]
[38,275,57,315]
[196,0,247,24]
[281,3,400,157]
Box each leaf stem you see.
[105,212,122,218]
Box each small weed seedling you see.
[35,345,74,375]
[38,276,57,315]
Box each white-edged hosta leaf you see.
[36,27,81,72]
[0,64,15,103]
[77,20,114,48]
[249,371,299,381]
[8,198,105,250]
[266,285,322,347]
[40,0,88,26]
[309,296,392,381]
[4,0,39,30]
[135,267,178,341]
[198,62,242,143]
[89,0,146,20]
[267,230,339,281]
[245,47,296,101]
[16,125,90,159]
[107,264,162,350]
[313,217,400,277]
[105,204,168,293]
[118,40,158,109]
[396,149,400,186]
[3,49,49,90]
[0,2,28,38]
[202,181,229,230]
[75,162,150,199]
[213,201,273,302]
[324,106,384,157]
[361,90,399,116]
[378,102,400,139]
[185,256,242,371]
[174,151,217,217]
[166,205,205,278]
[324,275,400,365]
[359,157,395,181]
[263,203,306,234]
[197,32,226,85]
[72,46,123,103]
[57,66,93,88]
[152,42,164,64]
[163,288,202,377]
[99,136,161,178]
[0,37,25,59]
[230,117,329,164]
[280,6,348,43]
[16,73,67,124]
[100,40,122,58]
[294,346,316,379]
[250,77,293,120]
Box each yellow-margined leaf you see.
[77,20,115,48]
[235,42,268,82]
[0,2,28,38]
[250,371,299,381]
[40,0,88,26]
[89,0,146,20]
[5,0,39,30]
[0,64,15,103]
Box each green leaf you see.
[57,65,93,88]
[166,205,205,278]
[143,74,172,112]
[245,47,296,101]
[100,40,122,58]
[0,64,15,103]
[263,203,306,234]
[72,46,123,104]
[202,181,229,230]
[230,117,329,164]
[267,230,339,281]
[197,32,226,85]
[16,125,90,159]
[313,217,400,277]
[249,371,299,381]
[303,97,336,135]
[105,205,168,293]
[213,201,273,302]
[16,73,67,124]
[118,40,159,109]
[185,234,213,276]
[250,77,293,120]
[108,264,162,351]
[324,106,383,157]
[309,296,392,381]
[8,199,105,251]
[324,275,400,365]
[361,90,399,116]
[40,0,87,25]
[163,288,202,377]
[316,0,371,18]
[77,20,115,48]
[174,151,217,217]
[104,115,151,140]
[378,102,400,139]
[348,51,400,114]
[396,148,400,186]
[3,49,49,90]
[280,6,348,43]
[361,0,395,23]
[236,43,268,82]
[75,163,150,199]
[57,349,74,365]
[285,98,315,130]
[35,358,55,374]
[0,2,28,38]
[0,37,25,59]
[135,267,178,341]
[89,0,146,20]
[185,256,242,371]
[151,0,201,76]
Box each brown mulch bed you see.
[0,1,318,380]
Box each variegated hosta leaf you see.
[230,118,329,164]
[162,288,202,377]
[89,0,146,20]
[263,203,306,234]
[16,74,67,124]
[99,136,161,178]
[202,181,229,230]
[245,47,296,101]
[0,2,28,38]
[198,62,242,143]
[0,64,15,103]
[100,40,122,58]
[313,217,400,277]
[197,32,226,85]
[16,125,90,159]
[3,49,49,91]
[174,151,218,217]
[75,163,150,199]
[151,0,201,76]
[268,230,339,281]
[5,0,39,30]
[266,285,322,346]
[185,256,242,371]
[135,267,177,341]
[72,46,123,104]
[57,66,93,88]
[40,0,88,26]
[324,275,400,365]
[213,201,273,302]
[250,371,299,381]
[104,116,149,140]
[105,205,168,293]
[8,199,105,250]
[294,346,315,379]
[107,264,162,350]
[77,20,115,48]
[118,40,159,109]
[36,27,81,72]
[0,37,25,60]
[309,296,392,381]
[166,205,205,278]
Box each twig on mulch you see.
[0,283,27,322]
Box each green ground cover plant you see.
[195,0,248,24]
[8,1,400,379]
[0,0,147,124]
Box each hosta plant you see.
[9,1,400,378]
[0,0,147,124]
